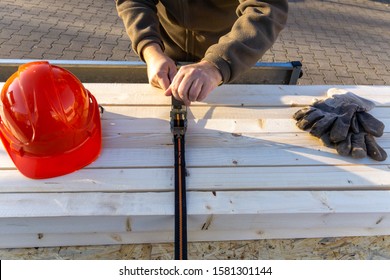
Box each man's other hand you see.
[143,43,177,90]
[164,61,222,106]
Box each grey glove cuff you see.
[326,88,376,112]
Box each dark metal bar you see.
[289,61,303,85]
[0,59,302,85]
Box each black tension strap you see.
[170,96,188,260]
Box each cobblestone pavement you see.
[1,0,390,261]
[0,0,389,85]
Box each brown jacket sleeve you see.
[116,0,164,60]
[116,0,288,83]
[203,0,288,83]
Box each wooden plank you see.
[2,138,389,170]
[97,118,390,134]
[1,164,390,192]
[1,190,390,248]
[98,131,388,149]
[2,110,388,169]
[98,131,390,149]
[86,146,390,168]
[4,191,390,225]
[3,227,390,249]
[1,83,389,107]
[79,84,390,106]
[2,116,389,167]
[101,106,390,120]
[1,83,390,250]
[2,190,390,223]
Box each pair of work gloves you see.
[293,88,387,161]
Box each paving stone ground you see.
[0,0,390,260]
[0,0,389,85]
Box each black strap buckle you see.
[170,97,187,136]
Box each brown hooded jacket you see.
[116,0,288,83]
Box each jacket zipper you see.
[178,0,193,61]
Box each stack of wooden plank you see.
[0,84,389,248]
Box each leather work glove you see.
[336,132,387,161]
[293,89,376,143]
[356,111,384,137]
[293,89,387,161]
[293,102,358,142]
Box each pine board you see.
[0,84,390,249]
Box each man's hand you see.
[164,61,222,106]
[142,43,177,90]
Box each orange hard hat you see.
[0,61,102,179]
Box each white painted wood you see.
[2,143,389,170]
[81,84,390,106]
[101,106,390,120]
[1,164,390,192]
[0,84,390,248]
[4,227,390,249]
[1,83,389,106]
[1,190,390,248]
[2,190,390,217]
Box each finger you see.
[150,77,161,89]
[176,75,193,106]
[320,133,335,148]
[330,116,352,143]
[158,75,171,91]
[357,112,384,137]
[296,109,323,130]
[164,86,172,96]
[350,114,359,134]
[168,66,177,84]
[150,71,170,90]
[335,132,352,156]
[188,79,202,102]
[293,107,314,121]
[309,115,337,138]
[170,73,185,102]
[365,134,387,161]
[197,83,212,102]
[351,132,367,159]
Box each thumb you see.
[158,76,171,91]
[164,86,172,96]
